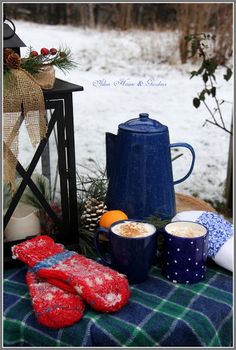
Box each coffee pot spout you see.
[106,132,117,179]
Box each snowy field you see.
[15,21,233,205]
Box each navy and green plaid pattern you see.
[4,261,233,347]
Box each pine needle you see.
[145,215,171,252]
[3,69,15,96]
[76,162,108,209]
[3,182,13,214]
[21,174,50,210]
[79,227,97,258]
[51,46,77,73]
[145,215,170,229]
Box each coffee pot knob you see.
[139,113,149,120]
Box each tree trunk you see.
[88,4,95,28]
[224,116,233,211]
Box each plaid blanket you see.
[3,260,232,347]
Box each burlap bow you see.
[3,68,48,191]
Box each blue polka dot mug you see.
[162,221,208,284]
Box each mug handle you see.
[170,143,195,185]
[94,227,112,266]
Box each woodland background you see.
[4,2,233,65]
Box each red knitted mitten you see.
[26,269,85,329]
[12,236,130,312]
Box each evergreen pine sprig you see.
[145,215,171,252]
[48,47,77,73]
[19,46,77,75]
[76,165,108,257]
[20,57,42,74]
[76,162,108,216]
[3,45,77,93]
[3,67,15,96]
[21,174,50,209]
[3,182,13,214]
[79,227,97,258]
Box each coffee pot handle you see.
[170,143,195,185]
[94,227,112,266]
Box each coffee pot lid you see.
[119,113,168,133]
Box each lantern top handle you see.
[4,16,16,40]
[3,15,26,49]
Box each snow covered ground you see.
[14,21,233,205]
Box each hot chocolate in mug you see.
[162,221,208,284]
[95,220,157,284]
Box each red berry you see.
[41,48,50,55]
[31,50,38,57]
[50,48,57,55]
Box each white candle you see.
[4,203,41,242]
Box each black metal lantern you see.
[4,16,26,55]
[3,21,84,266]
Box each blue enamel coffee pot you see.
[105,113,195,220]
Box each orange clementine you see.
[99,210,128,228]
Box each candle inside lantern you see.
[4,203,41,242]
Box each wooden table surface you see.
[176,193,216,213]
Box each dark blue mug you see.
[95,219,157,284]
[162,221,208,284]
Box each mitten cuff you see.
[32,250,77,272]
